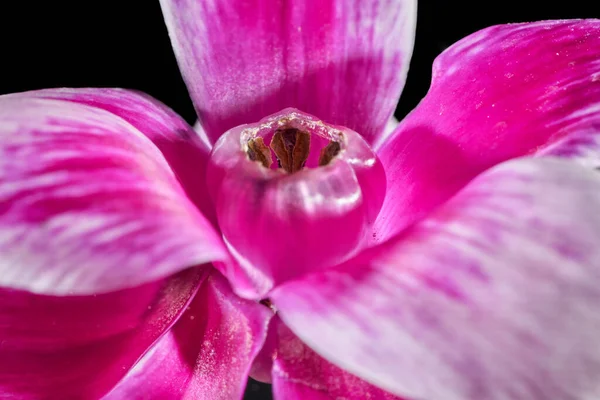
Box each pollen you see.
[246,137,272,168]
[318,141,341,166]
[244,119,343,173]
[270,128,311,173]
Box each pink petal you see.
[0,269,203,399]
[0,93,227,294]
[159,0,416,144]
[374,116,401,151]
[249,307,278,384]
[207,109,385,299]
[193,119,213,149]
[270,317,405,400]
[374,19,600,243]
[105,272,273,400]
[272,157,600,400]
[14,88,217,223]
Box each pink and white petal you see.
[13,88,217,223]
[373,116,401,151]
[272,157,600,400]
[105,272,273,400]
[193,119,213,149]
[0,268,203,399]
[159,0,416,144]
[0,94,227,295]
[271,317,405,400]
[375,19,600,242]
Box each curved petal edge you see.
[273,157,600,400]
[375,19,600,242]
[160,0,417,144]
[0,91,227,294]
[106,272,273,400]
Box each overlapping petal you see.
[14,88,217,222]
[160,0,416,144]
[0,93,227,295]
[374,19,600,242]
[0,269,203,399]
[272,157,600,400]
[105,273,273,400]
[270,317,405,400]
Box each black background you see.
[1,1,597,399]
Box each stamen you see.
[270,128,311,173]
[318,141,341,166]
[247,137,272,168]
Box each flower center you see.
[246,126,342,173]
[259,298,277,312]
[206,108,385,298]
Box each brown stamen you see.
[318,141,341,166]
[269,128,311,173]
[247,137,272,168]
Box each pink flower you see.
[1,0,600,398]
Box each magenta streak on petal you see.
[206,109,385,299]
[105,272,273,400]
[272,157,600,400]
[0,94,228,295]
[374,19,600,243]
[270,317,406,400]
[12,88,218,226]
[0,268,203,399]
[159,0,416,145]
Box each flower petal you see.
[272,157,600,400]
[271,317,405,400]
[13,88,217,222]
[193,119,213,149]
[0,269,203,399]
[374,116,400,151]
[0,93,227,294]
[248,317,278,384]
[105,272,273,400]
[159,0,416,144]
[375,19,600,242]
